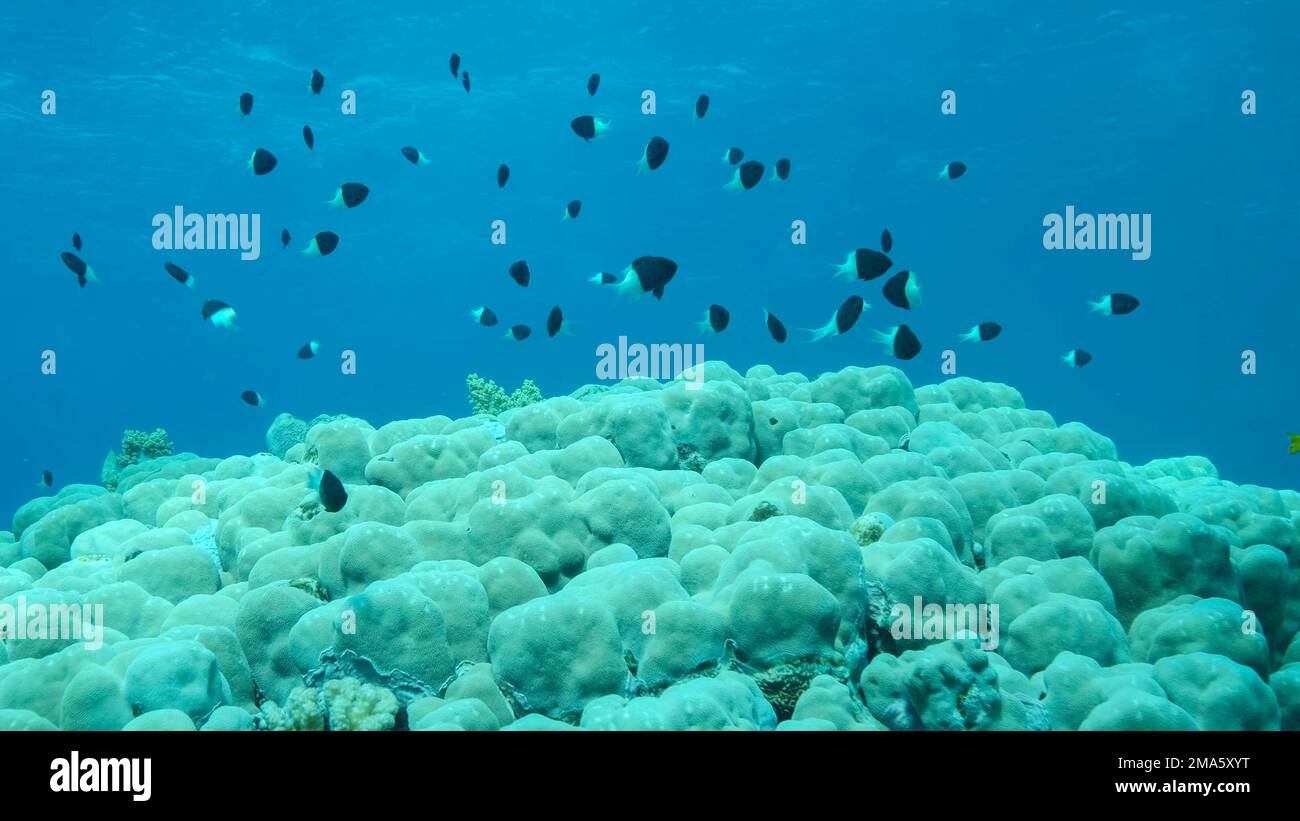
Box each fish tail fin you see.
[958,326,979,343]
[803,316,837,343]
[636,155,648,175]
[723,172,741,191]
[185,275,196,289]
[84,266,100,285]
[872,328,896,347]
[1087,298,1109,314]
[593,117,611,137]
[306,467,322,491]
[326,191,344,208]
[614,269,643,301]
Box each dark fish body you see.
[570,115,609,141]
[940,161,967,180]
[201,300,230,321]
[773,158,791,180]
[41,470,53,488]
[310,69,324,95]
[303,125,314,150]
[564,200,582,220]
[165,262,195,289]
[698,304,730,334]
[640,136,669,172]
[724,147,744,165]
[836,296,865,334]
[249,148,277,175]
[881,229,893,253]
[497,164,510,188]
[462,71,470,93]
[882,270,921,310]
[72,232,81,251]
[695,94,710,119]
[1063,349,1093,368]
[878,324,921,360]
[507,324,531,341]
[547,306,564,337]
[449,53,461,78]
[630,256,678,298]
[239,92,253,115]
[732,160,763,190]
[315,469,348,513]
[60,251,86,277]
[838,248,892,281]
[303,231,339,256]
[1111,293,1140,314]
[472,306,498,326]
[961,322,1002,343]
[401,146,428,165]
[331,182,369,209]
[765,310,788,343]
[1091,292,1140,315]
[240,390,264,407]
[587,73,600,96]
[60,251,96,287]
[298,341,320,359]
[281,229,290,249]
[202,300,237,330]
[509,260,531,287]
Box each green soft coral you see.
[116,428,174,469]
[102,428,175,491]
[466,374,543,416]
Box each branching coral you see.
[101,428,174,490]
[467,374,543,416]
[116,428,174,469]
[259,677,399,731]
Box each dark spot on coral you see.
[769,417,778,425]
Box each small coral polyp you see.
[0,361,1296,731]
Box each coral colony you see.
[2,363,1295,731]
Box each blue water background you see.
[1,0,1297,524]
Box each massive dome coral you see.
[1,362,1296,731]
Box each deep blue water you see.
[2,1,1297,525]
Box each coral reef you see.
[2,362,1296,731]
[101,428,175,491]
[466,374,543,416]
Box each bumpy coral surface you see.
[2,363,1295,731]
